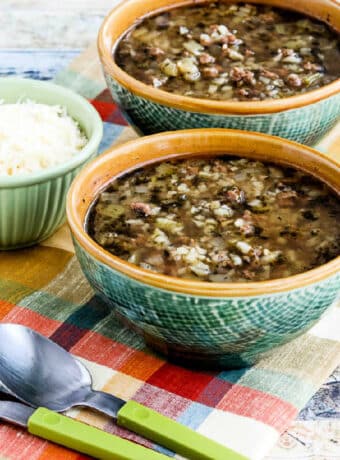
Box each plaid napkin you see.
[0,43,339,460]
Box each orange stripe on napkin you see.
[38,444,85,460]
[0,300,16,319]
[0,247,72,290]
[103,372,144,401]
[117,350,164,381]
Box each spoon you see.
[0,324,246,460]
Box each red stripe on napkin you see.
[4,307,60,336]
[71,331,134,368]
[147,363,215,400]
[90,100,128,126]
[217,385,298,431]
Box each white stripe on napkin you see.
[309,301,340,341]
[197,409,278,460]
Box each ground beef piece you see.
[148,47,165,57]
[230,67,256,85]
[245,49,255,57]
[304,62,323,72]
[282,48,294,57]
[276,68,290,77]
[237,88,251,97]
[286,73,302,87]
[258,12,277,23]
[200,33,213,46]
[155,14,170,29]
[221,33,237,45]
[240,222,255,236]
[242,269,256,279]
[242,210,253,221]
[211,251,231,266]
[202,66,220,78]
[177,235,195,245]
[252,246,263,262]
[226,187,246,205]
[276,190,298,207]
[260,69,279,79]
[130,202,152,216]
[199,53,215,64]
[230,67,246,82]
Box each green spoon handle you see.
[117,401,248,460]
[28,407,169,460]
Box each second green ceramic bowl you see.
[0,77,103,250]
[67,129,340,368]
[98,0,340,144]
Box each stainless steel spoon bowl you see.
[0,323,124,416]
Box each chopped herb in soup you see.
[88,157,340,282]
[115,2,340,101]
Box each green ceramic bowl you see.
[67,129,340,368]
[0,77,103,250]
[98,0,340,144]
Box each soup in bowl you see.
[67,129,340,368]
[98,0,340,144]
[115,2,339,102]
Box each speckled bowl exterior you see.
[98,0,340,144]
[106,75,340,144]
[0,77,103,250]
[74,239,340,367]
[67,129,340,368]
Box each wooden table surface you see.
[0,1,339,459]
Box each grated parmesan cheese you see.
[0,101,88,176]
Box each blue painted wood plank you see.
[0,49,80,80]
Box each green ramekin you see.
[0,77,103,250]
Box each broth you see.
[115,2,340,101]
[88,157,340,282]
